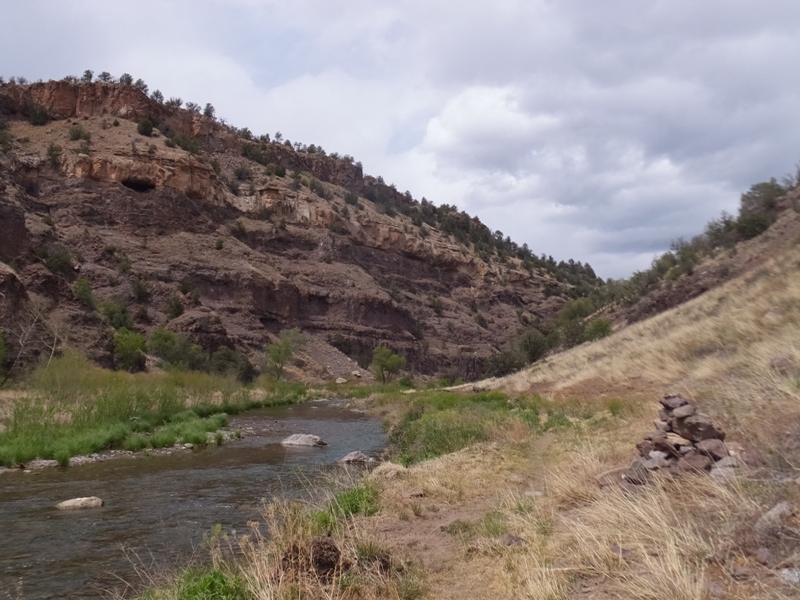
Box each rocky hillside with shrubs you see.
[0,74,603,383]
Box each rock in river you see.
[56,497,104,510]
[281,434,327,447]
[340,451,374,464]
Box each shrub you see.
[266,329,305,380]
[68,124,91,141]
[137,118,154,137]
[233,165,252,181]
[131,279,149,302]
[29,104,49,126]
[148,327,207,371]
[215,239,223,250]
[115,328,146,372]
[584,318,612,341]
[46,143,62,168]
[516,327,548,363]
[344,191,359,205]
[101,301,133,330]
[209,346,255,382]
[475,314,488,329]
[484,350,525,378]
[41,245,73,274]
[72,278,95,308]
[735,213,772,240]
[166,295,184,320]
[370,346,405,385]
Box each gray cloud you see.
[2,1,799,278]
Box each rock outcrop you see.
[0,79,593,380]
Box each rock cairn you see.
[625,394,735,484]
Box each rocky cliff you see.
[0,80,595,381]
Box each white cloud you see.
[2,1,800,278]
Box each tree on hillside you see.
[150,89,164,103]
[370,346,405,385]
[266,328,305,380]
[119,73,133,86]
[97,71,113,83]
[203,103,215,119]
[81,70,93,83]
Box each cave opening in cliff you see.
[121,179,156,193]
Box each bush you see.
[735,213,772,240]
[46,143,62,168]
[148,327,207,371]
[101,301,133,330]
[72,278,95,308]
[29,104,49,126]
[266,329,305,380]
[166,295,184,320]
[115,328,146,372]
[584,318,612,341]
[68,124,91,142]
[516,328,548,363]
[41,245,73,274]
[370,346,405,385]
[137,118,154,137]
[131,279,149,302]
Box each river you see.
[0,400,386,599]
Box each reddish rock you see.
[677,452,713,472]
[671,404,696,418]
[696,439,729,461]
[660,394,690,409]
[673,413,726,442]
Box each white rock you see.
[351,370,362,378]
[281,434,327,447]
[779,568,800,585]
[340,451,373,463]
[335,377,348,384]
[56,497,104,510]
[184,443,194,449]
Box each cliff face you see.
[0,80,576,381]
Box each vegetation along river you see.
[0,400,386,599]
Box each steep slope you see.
[0,80,600,380]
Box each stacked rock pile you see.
[625,394,736,484]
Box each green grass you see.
[0,352,307,467]
[312,483,381,533]
[140,567,249,600]
[385,390,629,466]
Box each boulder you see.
[281,434,327,447]
[754,501,795,541]
[696,439,728,461]
[335,377,348,384]
[660,394,690,409]
[676,452,713,473]
[673,413,726,442]
[340,451,373,464]
[351,370,362,378]
[671,404,696,419]
[624,459,651,484]
[55,496,104,510]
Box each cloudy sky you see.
[3,1,800,278]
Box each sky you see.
[2,1,800,279]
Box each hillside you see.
[0,79,600,382]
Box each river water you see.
[0,401,386,599]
